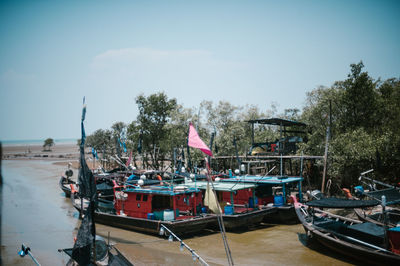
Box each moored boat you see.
[350,171,400,227]
[72,183,216,236]
[294,196,400,265]
[59,176,76,198]
[60,235,133,266]
[221,175,303,224]
[184,180,277,230]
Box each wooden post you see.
[321,126,330,193]
[251,123,254,145]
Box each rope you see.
[326,179,332,195]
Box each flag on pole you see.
[91,148,98,160]
[204,182,221,214]
[188,122,213,157]
[122,141,127,153]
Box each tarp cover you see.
[96,182,113,192]
[365,188,400,205]
[306,197,379,208]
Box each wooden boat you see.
[59,175,76,198]
[352,172,400,227]
[184,180,277,230]
[60,174,117,201]
[294,196,400,264]
[61,100,133,265]
[355,207,400,227]
[72,184,216,236]
[221,175,303,224]
[60,235,133,266]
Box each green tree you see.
[301,62,400,190]
[134,92,177,169]
[111,121,126,156]
[86,129,112,158]
[43,138,54,151]
[341,61,379,131]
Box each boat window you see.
[143,195,148,201]
[152,195,171,209]
[136,194,141,201]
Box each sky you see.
[0,0,399,141]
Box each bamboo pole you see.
[321,126,330,193]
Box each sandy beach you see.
[1,142,106,171]
[2,142,81,167]
[1,143,358,265]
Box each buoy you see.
[70,184,77,194]
[157,174,163,185]
[342,188,352,199]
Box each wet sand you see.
[1,144,360,265]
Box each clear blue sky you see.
[1,0,399,141]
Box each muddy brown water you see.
[1,160,360,265]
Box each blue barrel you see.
[224,205,234,215]
[274,195,284,206]
[354,186,364,197]
[248,197,254,208]
[147,213,155,220]
[201,207,207,213]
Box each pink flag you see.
[126,151,132,167]
[188,122,213,157]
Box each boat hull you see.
[295,204,400,265]
[209,207,277,230]
[73,198,216,236]
[59,176,75,197]
[95,211,217,235]
[263,205,299,224]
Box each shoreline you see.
[2,143,81,169]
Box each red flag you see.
[188,122,213,157]
[126,151,132,167]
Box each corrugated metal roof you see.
[221,175,303,184]
[246,118,307,127]
[185,180,256,191]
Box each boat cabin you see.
[221,175,303,205]
[184,180,258,214]
[113,185,203,221]
[247,118,307,155]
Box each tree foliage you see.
[43,138,54,151]
[301,61,400,189]
[133,92,177,169]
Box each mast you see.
[72,98,98,265]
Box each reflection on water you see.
[2,160,357,265]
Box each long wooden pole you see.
[321,126,330,193]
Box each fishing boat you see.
[350,170,400,227]
[72,183,216,236]
[220,174,303,224]
[59,165,76,197]
[61,174,117,201]
[184,180,277,230]
[62,98,133,265]
[294,196,400,264]
[60,235,133,266]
